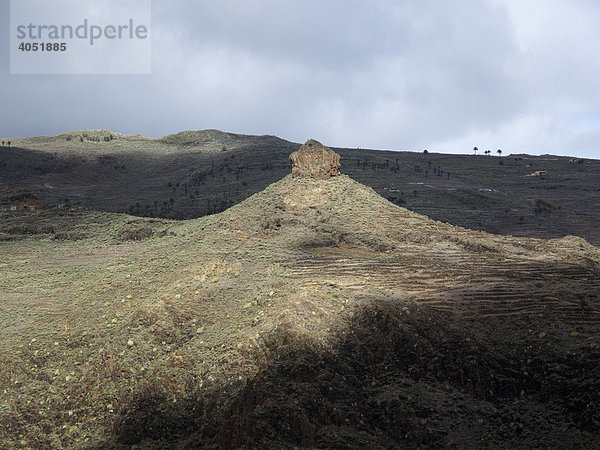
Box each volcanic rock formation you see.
[289,139,341,179]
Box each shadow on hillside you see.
[109,300,599,448]
[1,145,292,219]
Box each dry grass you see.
[1,174,599,447]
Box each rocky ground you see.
[1,172,599,448]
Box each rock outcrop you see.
[289,139,341,179]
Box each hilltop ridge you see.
[5,128,292,150]
[158,129,290,150]
[1,128,600,245]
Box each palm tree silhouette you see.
[473,146,478,156]
[497,149,502,157]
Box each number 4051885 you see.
[19,42,67,52]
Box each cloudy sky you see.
[1,0,599,158]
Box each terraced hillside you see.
[1,172,599,448]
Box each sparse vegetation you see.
[1,171,599,448]
[1,131,599,246]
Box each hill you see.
[1,129,599,245]
[157,129,290,152]
[1,165,599,447]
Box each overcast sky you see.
[1,0,599,158]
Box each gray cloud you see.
[1,0,599,158]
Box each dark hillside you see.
[1,131,598,244]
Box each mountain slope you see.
[1,171,600,447]
[2,129,600,245]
